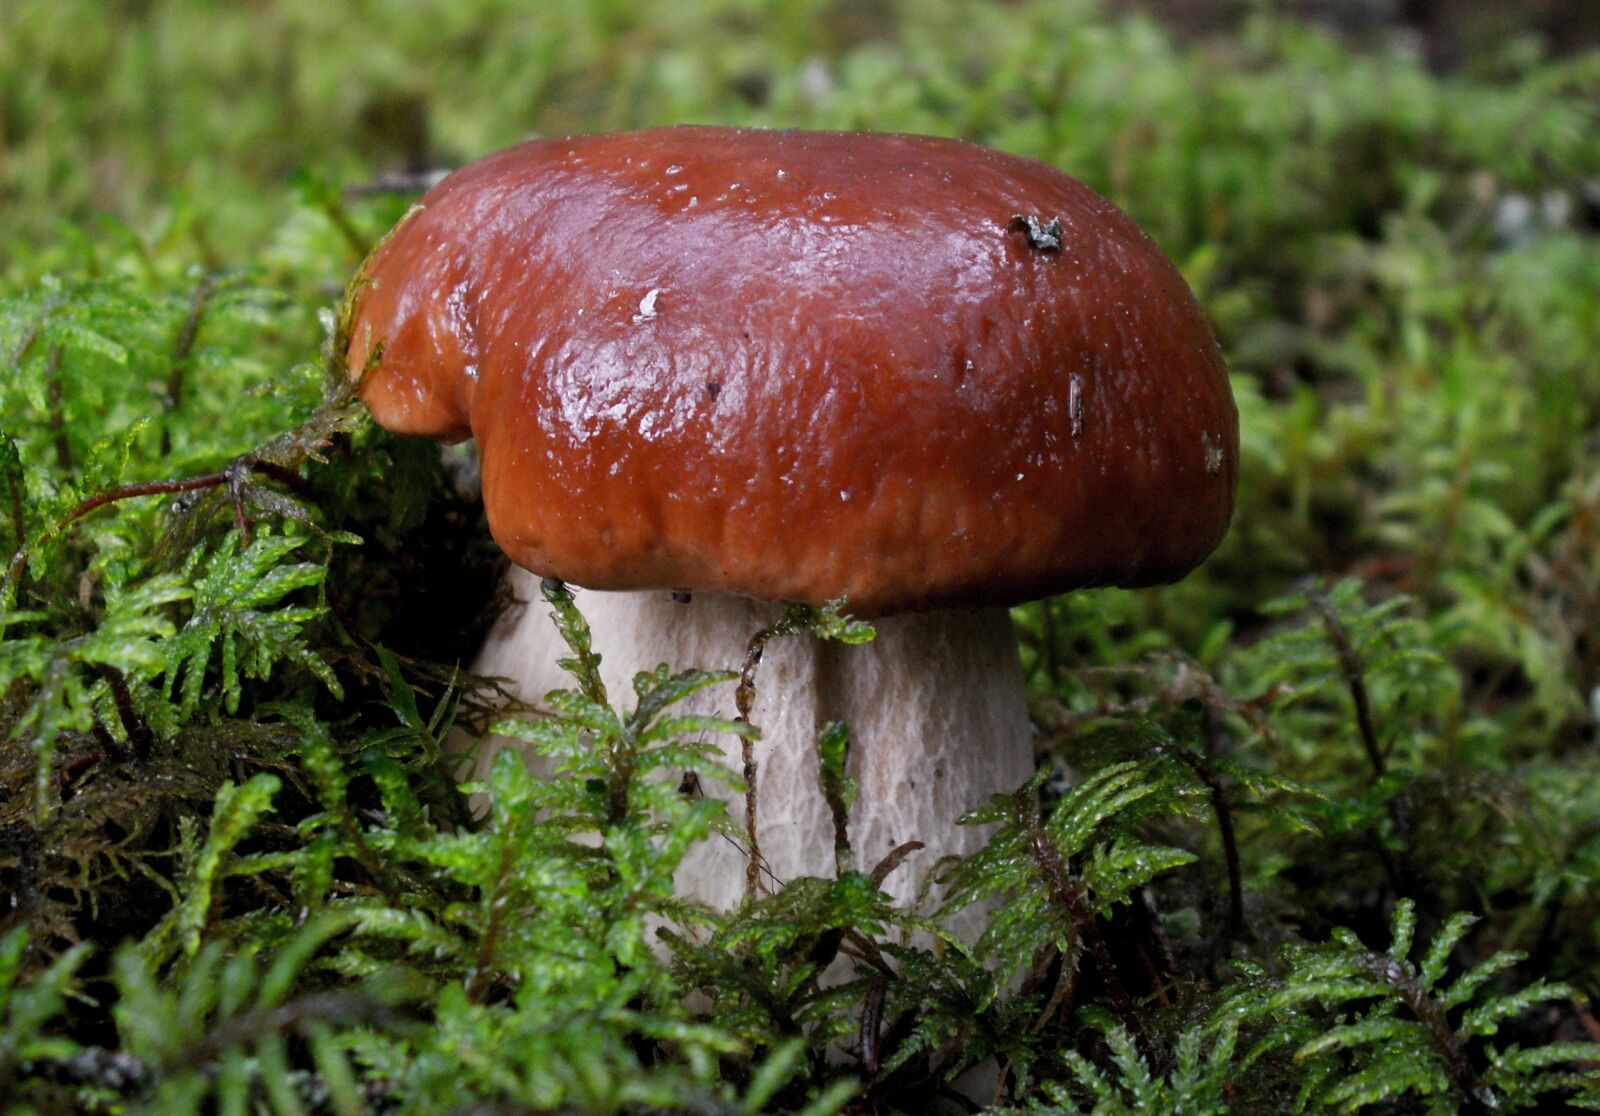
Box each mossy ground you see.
[2,1,1598,1112]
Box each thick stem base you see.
[456,571,1036,938]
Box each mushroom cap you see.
[347,126,1237,615]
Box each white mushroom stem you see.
[456,567,1036,940]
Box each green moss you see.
[2,1,1599,1111]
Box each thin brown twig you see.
[5,456,24,555]
[1356,953,1493,1115]
[729,605,831,900]
[1019,787,1156,1065]
[1031,940,1083,1036]
[313,191,374,259]
[226,462,251,545]
[6,472,229,586]
[868,840,924,889]
[44,346,72,474]
[464,839,516,1002]
[860,980,886,1077]
[1309,586,1419,899]
[1169,744,1245,948]
[735,637,765,900]
[94,664,154,756]
[160,274,219,456]
[817,723,854,876]
[1310,587,1384,780]
[0,432,342,601]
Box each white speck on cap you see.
[634,288,660,323]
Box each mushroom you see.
[344,126,1237,932]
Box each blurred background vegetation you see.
[2,0,1599,1112]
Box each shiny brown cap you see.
[346,126,1237,615]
